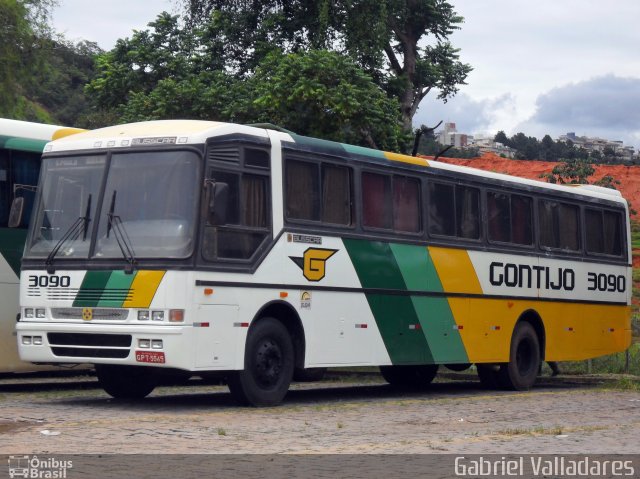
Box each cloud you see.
[413,92,516,137]
[517,75,640,148]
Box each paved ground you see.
[0,372,638,456]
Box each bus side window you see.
[539,200,580,251]
[362,172,392,229]
[586,208,623,256]
[428,182,455,236]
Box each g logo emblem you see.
[290,248,338,282]
[82,308,93,321]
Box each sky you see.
[52,0,640,150]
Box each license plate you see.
[135,351,165,364]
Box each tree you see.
[87,13,409,150]
[248,50,408,150]
[181,0,472,130]
[539,157,594,185]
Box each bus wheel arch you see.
[517,309,546,362]
[252,301,306,370]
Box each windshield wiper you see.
[106,190,137,274]
[45,195,92,274]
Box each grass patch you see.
[601,377,640,391]
[217,427,227,436]
[561,343,640,375]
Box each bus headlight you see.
[152,311,165,321]
[22,336,32,345]
[24,308,34,319]
[138,310,150,321]
[36,309,46,319]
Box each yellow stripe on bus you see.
[122,270,166,308]
[52,127,86,140]
[383,151,430,167]
[427,246,630,363]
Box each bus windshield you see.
[26,150,200,260]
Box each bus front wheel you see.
[227,317,294,407]
[95,364,157,399]
[499,321,541,391]
[380,364,439,389]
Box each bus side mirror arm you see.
[204,179,229,225]
[8,197,24,228]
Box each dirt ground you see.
[0,372,638,456]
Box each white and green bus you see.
[0,118,83,372]
[15,120,631,405]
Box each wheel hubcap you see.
[254,339,283,388]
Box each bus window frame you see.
[485,188,536,250]
[200,137,273,268]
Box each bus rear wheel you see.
[380,364,439,389]
[227,317,294,407]
[499,321,541,391]
[95,364,157,399]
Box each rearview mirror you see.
[8,197,24,228]
[207,181,229,225]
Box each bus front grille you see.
[47,333,132,359]
[48,333,132,347]
[51,347,129,359]
[51,308,129,320]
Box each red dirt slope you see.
[432,153,640,218]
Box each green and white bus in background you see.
[15,120,631,405]
[0,118,83,372]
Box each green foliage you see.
[87,12,410,150]
[249,50,409,150]
[539,157,595,185]
[181,0,472,129]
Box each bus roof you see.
[0,118,84,153]
[47,119,626,206]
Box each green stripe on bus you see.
[98,270,136,307]
[343,239,435,364]
[0,136,48,153]
[390,243,469,364]
[72,271,112,307]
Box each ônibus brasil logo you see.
[7,455,73,478]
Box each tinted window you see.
[429,182,479,239]
[362,172,392,229]
[585,208,623,256]
[487,192,533,245]
[285,159,352,226]
[393,176,421,233]
[539,200,580,251]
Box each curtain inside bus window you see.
[539,200,559,248]
[322,164,351,225]
[243,175,268,227]
[603,210,622,256]
[362,172,392,229]
[428,182,454,236]
[456,186,480,239]
[487,192,510,242]
[585,208,604,253]
[212,171,240,225]
[558,203,580,250]
[286,160,319,221]
[511,195,533,245]
[393,176,420,232]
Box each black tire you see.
[227,318,294,406]
[379,364,439,389]
[293,367,327,382]
[95,364,157,399]
[476,363,502,389]
[499,321,541,391]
